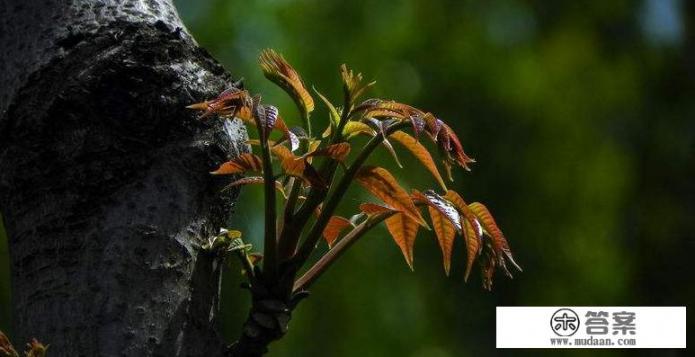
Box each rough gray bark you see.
[0,0,247,355]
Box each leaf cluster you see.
[0,331,47,357]
[188,49,520,292]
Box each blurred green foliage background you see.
[2,0,693,355]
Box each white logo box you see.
[496,306,686,348]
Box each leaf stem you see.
[284,95,353,240]
[260,130,278,280]
[278,177,301,259]
[292,212,393,292]
[302,111,312,138]
[276,147,345,261]
[292,122,409,268]
[331,89,352,144]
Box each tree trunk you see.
[0,1,247,355]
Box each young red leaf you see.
[263,105,279,131]
[342,121,376,139]
[187,87,253,120]
[359,202,396,216]
[409,114,426,137]
[468,202,521,275]
[280,156,305,178]
[390,131,447,191]
[412,189,462,275]
[274,116,300,151]
[443,190,483,281]
[322,216,353,248]
[24,338,48,357]
[437,122,475,171]
[355,166,428,227]
[306,142,351,162]
[340,64,374,102]
[277,155,325,189]
[222,176,288,198]
[223,176,264,188]
[377,101,424,117]
[252,103,279,141]
[361,107,407,120]
[462,218,482,281]
[422,115,443,142]
[412,190,461,232]
[384,213,419,270]
[350,98,380,112]
[259,49,314,117]
[353,99,421,121]
[236,102,255,123]
[0,330,19,357]
[271,144,296,162]
[427,205,456,276]
[211,153,263,175]
[269,144,324,186]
